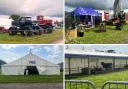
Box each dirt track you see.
[0,83,63,89]
[50,37,63,44]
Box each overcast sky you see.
[66,45,128,54]
[65,0,128,11]
[0,45,63,64]
[0,0,63,18]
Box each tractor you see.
[9,17,43,36]
[37,16,53,33]
[101,0,126,31]
[113,0,126,30]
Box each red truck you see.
[37,16,53,33]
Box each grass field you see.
[0,74,63,83]
[0,29,63,44]
[65,25,128,44]
[66,71,128,89]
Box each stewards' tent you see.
[65,49,128,75]
[72,7,101,25]
[1,51,60,75]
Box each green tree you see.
[10,14,21,21]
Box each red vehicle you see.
[104,12,109,21]
[37,16,53,33]
[37,16,53,26]
[0,26,8,33]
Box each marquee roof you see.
[3,51,58,67]
[72,7,101,16]
[65,49,128,59]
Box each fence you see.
[101,81,128,89]
[65,80,128,89]
[65,80,96,89]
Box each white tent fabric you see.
[37,66,46,74]
[65,49,128,58]
[0,18,13,29]
[1,52,60,75]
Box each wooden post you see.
[68,57,71,75]
[87,56,91,75]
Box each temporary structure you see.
[65,48,128,75]
[72,7,101,25]
[2,50,60,75]
[72,7,101,16]
[1,50,60,75]
[0,18,13,29]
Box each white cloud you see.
[0,45,20,50]
[65,0,128,10]
[0,50,24,63]
[0,0,63,17]
[44,45,63,64]
[44,46,52,52]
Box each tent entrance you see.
[24,66,39,75]
[79,15,91,24]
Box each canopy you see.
[65,49,128,59]
[72,7,101,16]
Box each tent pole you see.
[84,58,85,68]
[126,58,127,65]
[87,56,90,75]
[94,16,95,27]
[68,57,71,75]
[113,58,115,71]
[91,16,93,27]
[73,15,76,28]
[96,58,99,67]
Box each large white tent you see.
[1,50,60,75]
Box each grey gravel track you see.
[0,83,63,89]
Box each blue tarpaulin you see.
[72,7,101,16]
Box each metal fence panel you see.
[101,81,128,89]
[65,80,96,89]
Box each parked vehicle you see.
[9,17,43,36]
[40,25,53,33]
[0,26,8,33]
[37,16,53,33]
